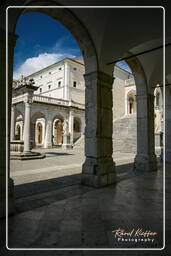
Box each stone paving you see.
[1,148,169,254]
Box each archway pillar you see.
[0,30,18,217]
[44,118,53,148]
[134,93,157,171]
[23,101,31,153]
[69,110,74,145]
[165,86,171,163]
[81,71,116,187]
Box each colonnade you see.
[1,30,168,218]
[10,101,82,151]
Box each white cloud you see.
[13,52,75,79]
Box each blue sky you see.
[13,12,131,78]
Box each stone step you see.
[113,115,137,153]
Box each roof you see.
[26,57,84,78]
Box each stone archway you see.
[54,119,63,146]
[125,55,157,171]
[31,112,46,148]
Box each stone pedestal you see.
[82,156,116,187]
[134,94,157,171]
[81,71,116,187]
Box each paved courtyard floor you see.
[1,147,170,255]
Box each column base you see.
[134,154,157,172]
[10,151,45,160]
[166,150,171,163]
[0,177,15,218]
[81,157,116,187]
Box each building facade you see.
[11,57,163,153]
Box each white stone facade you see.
[11,58,163,152]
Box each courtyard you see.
[5,147,166,249]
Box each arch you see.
[8,5,98,74]
[31,112,46,123]
[15,112,24,140]
[31,112,46,148]
[52,114,64,123]
[53,119,63,146]
[124,53,148,95]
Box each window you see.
[58,81,61,87]
[48,84,51,90]
[58,67,62,70]
[73,81,77,88]
[40,75,42,78]
[40,88,42,93]
[49,71,51,74]
[73,67,77,71]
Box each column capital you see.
[24,98,32,105]
[11,104,16,109]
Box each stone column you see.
[165,86,171,163]
[10,104,16,141]
[0,30,18,217]
[81,71,116,187]
[69,110,74,145]
[23,101,32,153]
[44,118,52,148]
[134,93,157,171]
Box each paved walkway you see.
[1,148,168,253]
[10,148,135,210]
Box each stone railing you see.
[10,140,24,152]
[125,78,135,86]
[33,95,69,106]
[12,94,85,110]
